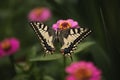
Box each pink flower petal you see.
[0,37,20,58]
[7,38,20,55]
[52,19,80,30]
[52,24,58,30]
[65,61,102,80]
[67,19,79,28]
[66,62,80,74]
[66,75,76,80]
[56,20,64,24]
[28,7,52,22]
[39,8,51,21]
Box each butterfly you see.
[29,22,91,56]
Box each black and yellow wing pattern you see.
[29,22,91,56]
[30,22,55,54]
[60,28,91,56]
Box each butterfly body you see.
[30,22,91,56]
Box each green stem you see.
[63,56,66,80]
[9,55,16,76]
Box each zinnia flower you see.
[0,38,20,58]
[28,7,52,22]
[66,61,101,80]
[52,19,79,31]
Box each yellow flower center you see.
[1,40,11,51]
[74,67,92,80]
[59,21,71,30]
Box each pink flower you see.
[66,61,101,80]
[0,38,20,58]
[28,7,52,22]
[66,75,76,80]
[52,19,80,31]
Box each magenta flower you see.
[0,38,20,58]
[66,61,101,80]
[28,7,52,22]
[52,19,79,31]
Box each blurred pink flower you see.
[28,7,52,22]
[52,19,79,31]
[66,61,101,80]
[0,38,20,58]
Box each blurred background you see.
[0,0,120,80]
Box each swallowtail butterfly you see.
[30,22,91,56]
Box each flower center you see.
[74,68,92,80]
[59,21,71,30]
[1,40,11,51]
[34,8,43,17]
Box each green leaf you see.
[29,53,62,61]
[44,75,54,80]
[29,41,95,61]
[12,74,29,80]
[75,41,95,53]
[27,45,38,59]
[91,45,111,67]
[90,44,111,79]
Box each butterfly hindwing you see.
[30,22,55,54]
[30,22,91,56]
[60,28,91,56]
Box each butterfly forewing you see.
[60,28,91,56]
[30,22,91,57]
[30,22,55,54]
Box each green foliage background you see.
[0,0,120,80]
